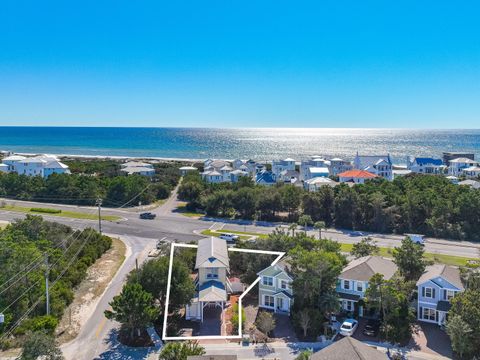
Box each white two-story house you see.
[448,158,478,177]
[257,259,293,314]
[337,256,397,317]
[272,158,296,182]
[354,153,393,181]
[417,264,464,326]
[407,157,445,175]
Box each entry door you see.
[277,297,284,311]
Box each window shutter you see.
[419,306,423,319]
[422,287,425,297]
[443,289,447,300]
[432,288,436,298]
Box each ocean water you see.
[1,127,480,164]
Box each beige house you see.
[185,237,234,322]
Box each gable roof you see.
[198,280,227,302]
[256,170,276,184]
[195,237,229,270]
[340,256,397,281]
[355,154,392,169]
[257,258,293,280]
[338,170,378,179]
[416,264,464,290]
[310,336,387,360]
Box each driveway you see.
[196,306,223,336]
[409,322,453,358]
[272,314,297,342]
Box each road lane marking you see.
[95,317,107,339]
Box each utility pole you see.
[96,198,103,234]
[45,253,50,316]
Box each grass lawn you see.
[175,204,204,218]
[1,205,121,221]
[201,229,252,240]
[209,228,476,267]
[340,243,476,267]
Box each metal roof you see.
[195,237,229,270]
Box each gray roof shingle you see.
[416,264,464,290]
[340,256,397,282]
[195,237,230,270]
[311,337,388,360]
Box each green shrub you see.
[30,207,62,214]
[14,315,58,335]
[231,303,246,334]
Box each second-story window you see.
[206,268,218,279]
[445,290,455,301]
[423,287,435,298]
[343,280,350,290]
[357,282,363,292]
[280,280,289,290]
[263,276,273,286]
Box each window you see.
[445,290,455,301]
[345,300,352,311]
[264,295,274,307]
[263,276,273,286]
[357,282,363,292]
[206,267,218,279]
[343,280,350,290]
[424,287,435,298]
[280,280,289,290]
[423,308,436,321]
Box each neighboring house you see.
[304,177,337,191]
[257,259,293,314]
[1,155,26,172]
[299,158,328,181]
[443,152,475,166]
[0,163,9,173]
[204,159,231,171]
[120,161,155,176]
[337,256,397,317]
[272,158,296,180]
[229,169,249,183]
[310,336,388,360]
[305,166,330,180]
[219,165,234,182]
[448,158,478,176]
[185,237,233,322]
[354,153,393,180]
[462,165,480,179]
[255,170,276,186]
[407,157,444,175]
[201,170,223,183]
[179,166,198,176]
[328,158,353,176]
[338,169,378,184]
[5,155,70,178]
[278,169,300,183]
[459,179,480,189]
[417,264,464,325]
[232,159,259,176]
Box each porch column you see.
[201,301,203,322]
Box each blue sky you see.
[1,1,479,128]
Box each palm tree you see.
[314,221,326,239]
[297,215,313,234]
[288,223,298,236]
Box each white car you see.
[339,319,358,336]
[219,233,239,242]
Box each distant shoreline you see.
[8,151,205,163]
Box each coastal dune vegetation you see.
[0,159,183,207]
[0,215,112,349]
[179,173,480,241]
